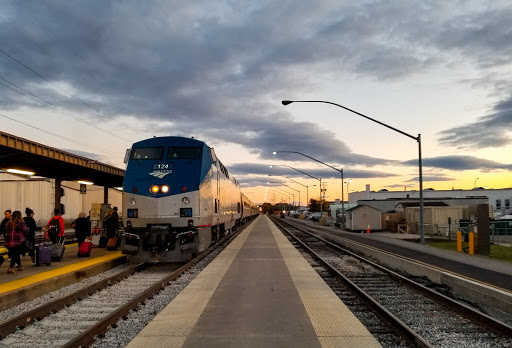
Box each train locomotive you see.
[120,136,258,262]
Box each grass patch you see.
[427,240,512,263]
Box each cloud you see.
[0,1,511,173]
[230,163,399,180]
[401,155,512,171]
[437,97,512,149]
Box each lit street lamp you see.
[267,181,300,208]
[269,174,316,209]
[273,150,344,225]
[283,99,425,244]
[267,183,297,207]
[266,189,290,211]
[270,164,323,215]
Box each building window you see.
[496,199,502,210]
[505,199,510,210]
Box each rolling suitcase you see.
[51,238,65,261]
[37,242,52,266]
[78,238,93,257]
[106,237,118,251]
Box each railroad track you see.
[0,223,250,348]
[271,216,512,348]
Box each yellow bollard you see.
[468,232,474,255]
[456,231,462,253]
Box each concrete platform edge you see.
[0,255,126,311]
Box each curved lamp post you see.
[270,164,323,215]
[266,189,290,211]
[273,150,344,226]
[267,181,300,208]
[344,179,352,203]
[267,183,297,207]
[283,99,425,244]
[269,174,316,209]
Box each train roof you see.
[132,136,206,147]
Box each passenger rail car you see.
[120,136,258,262]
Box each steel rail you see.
[270,216,433,348]
[62,220,252,348]
[0,261,141,339]
[274,216,512,338]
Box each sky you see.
[1,0,512,205]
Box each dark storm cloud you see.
[229,163,398,180]
[0,1,511,164]
[437,97,512,149]
[401,156,512,171]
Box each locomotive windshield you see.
[167,147,201,159]
[131,147,164,160]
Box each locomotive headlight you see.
[161,185,169,193]
[150,185,160,193]
[129,198,136,205]
[182,197,190,205]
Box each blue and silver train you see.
[120,136,259,262]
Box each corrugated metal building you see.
[404,206,467,236]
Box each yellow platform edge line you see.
[0,251,124,294]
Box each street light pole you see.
[344,179,352,203]
[268,174,316,209]
[270,164,322,215]
[268,181,300,209]
[267,183,297,207]
[282,99,425,244]
[273,150,344,227]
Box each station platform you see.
[0,243,126,311]
[126,215,381,348]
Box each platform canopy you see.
[0,131,124,187]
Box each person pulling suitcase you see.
[51,237,66,261]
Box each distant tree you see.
[309,198,320,212]
[309,198,328,212]
[260,203,273,214]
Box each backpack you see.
[48,218,61,238]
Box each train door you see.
[210,148,220,243]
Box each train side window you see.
[124,149,131,163]
[215,199,218,213]
[238,202,241,213]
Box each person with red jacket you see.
[46,208,65,244]
[5,210,28,273]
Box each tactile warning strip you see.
[125,216,259,348]
[267,218,382,348]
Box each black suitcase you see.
[51,238,65,261]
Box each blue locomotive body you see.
[120,136,258,262]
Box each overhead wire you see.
[0,74,133,142]
[0,112,115,157]
[0,7,142,134]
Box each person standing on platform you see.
[103,207,119,238]
[23,208,38,265]
[72,212,91,248]
[1,210,12,237]
[5,210,27,273]
[46,208,65,244]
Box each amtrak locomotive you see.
[120,136,258,262]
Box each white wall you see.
[0,174,122,226]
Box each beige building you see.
[345,205,382,232]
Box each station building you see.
[0,172,122,227]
